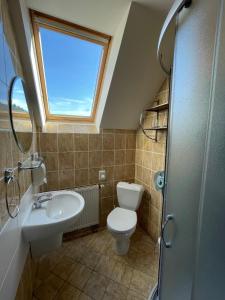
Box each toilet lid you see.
[107,207,137,232]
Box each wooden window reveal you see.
[30,10,111,122]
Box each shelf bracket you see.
[139,112,157,141]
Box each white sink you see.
[22,190,85,256]
[46,192,83,219]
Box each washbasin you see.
[22,190,85,256]
[46,192,83,219]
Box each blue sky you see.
[13,80,28,110]
[40,27,104,116]
[0,78,28,113]
[12,80,28,112]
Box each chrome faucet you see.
[33,193,53,209]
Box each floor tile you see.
[95,254,116,278]
[66,241,85,262]
[103,280,128,300]
[149,257,159,279]
[35,257,52,281]
[33,277,42,291]
[52,256,76,280]
[127,289,147,300]
[55,282,81,300]
[36,249,64,281]
[68,262,92,290]
[33,227,158,300]
[104,244,137,267]
[57,242,71,256]
[88,234,110,254]
[79,293,93,300]
[79,247,101,269]
[133,253,154,276]
[79,234,95,248]
[110,261,133,288]
[34,273,64,300]
[132,238,155,256]
[130,269,152,297]
[83,271,110,300]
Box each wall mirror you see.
[9,76,33,153]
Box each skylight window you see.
[30,11,111,121]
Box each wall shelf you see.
[18,157,43,171]
[144,126,168,131]
[140,102,169,141]
[146,103,169,112]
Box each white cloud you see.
[50,96,92,104]
[49,96,93,116]
[14,88,25,95]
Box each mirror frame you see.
[8,76,33,154]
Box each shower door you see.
[158,0,225,299]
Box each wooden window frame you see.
[0,111,29,119]
[30,10,111,122]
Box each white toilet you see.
[107,182,144,255]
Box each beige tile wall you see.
[135,80,169,242]
[40,121,98,134]
[0,0,36,231]
[38,129,136,226]
[0,1,37,298]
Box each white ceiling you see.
[25,0,173,35]
[100,2,169,129]
[136,0,173,11]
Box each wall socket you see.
[99,170,106,181]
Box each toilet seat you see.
[107,207,137,233]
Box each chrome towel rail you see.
[4,169,20,218]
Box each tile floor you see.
[33,227,159,300]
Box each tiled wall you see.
[37,80,168,234]
[135,80,169,242]
[0,0,36,231]
[38,129,136,225]
[0,1,37,299]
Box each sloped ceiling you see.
[100,2,168,129]
[25,0,173,35]
[25,0,174,129]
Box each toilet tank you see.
[117,182,144,211]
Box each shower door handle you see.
[157,0,192,75]
[161,214,174,248]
